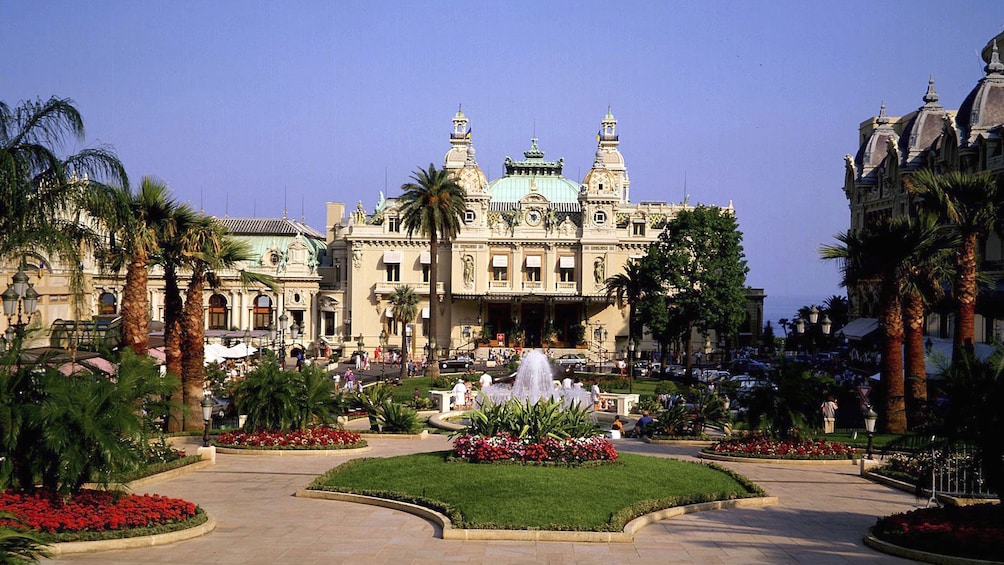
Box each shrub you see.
[234,361,339,431]
[378,401,421,433]
[462,398,600,442]
[0,346,176,495]
[0,511,49,565]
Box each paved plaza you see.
[45,435,921,564]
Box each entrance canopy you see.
[836,318,878,340]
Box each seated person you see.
[635,410,654,437]
[611,415,624,433]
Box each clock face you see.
[526,209,542,226]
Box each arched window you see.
[208,294,228,330]
[253,295,273,330]
[98,292,117,315]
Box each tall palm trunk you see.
[181,268,207,431]
[903,291,928,429]
[163,263,185,432]
[880,291,907,433]
[684,320,694,374]
[426,235,440,379]
[954,233,979,358]
[121,249,150,356]
[399,320,410,381]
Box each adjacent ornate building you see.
[843,33,1004,343]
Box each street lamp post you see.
[863,406,878,459]
[200,394,213,448]
[277,312,289,364]
[795,306,832,359]
[2,268,40,348]
[379,329,388,376]
[627,340,635,393]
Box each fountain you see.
[478,349,593,410]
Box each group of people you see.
[451,372,494,409]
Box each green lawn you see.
[310,451,762,530]
[809,430,910,449]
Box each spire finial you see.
[923,74,940,104]
[987,39,1004,74]
[877,102,889,125]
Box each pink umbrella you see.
[147,347,167,364]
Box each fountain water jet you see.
[478,349,592,410]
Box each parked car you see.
[730,358,769,377]
[439,356,473,372]
[555,353,587,370]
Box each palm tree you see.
[901,228,957,428]
[398,164,467,378]
[388,285,419,381]
[179,216,276,430]
[101,177,177,356]
[821,216,955,433]
[156,203,198,432]
[603,258,651,352]
[907,170,1001,358]
[0,97,127,309]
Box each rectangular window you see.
[386,263,400,282]
[560,268,574,282]
[632,222,645,236]
[422,265,430,283]
[493,266,508,281]
[388,217,400,232]
[526,266,540,282]
[323,312,336,336]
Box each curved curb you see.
[216,444,372,456]
[83,459,214,493]
[295,489,777,543]
[427,410,468,432]
[699,451,858,465]
[863,528,1001,565]
[357,430,429,440]
[644,437,715,447]
[47,514,216,555]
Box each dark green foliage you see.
[461,398,600,441]
[0,512,50,564]
[744,362,835,438]
[377,401,421,433]
[936,352,1004,501]
[652,206,749,366]
[235,360,339,431]
[0,347,175,495]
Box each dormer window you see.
[388,217,400,233]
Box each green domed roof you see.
[488,138,580,203]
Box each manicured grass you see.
[309,451,763,530]
[809,431,905,449]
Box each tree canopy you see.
[651,205,749,365]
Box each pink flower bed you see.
[874,503,1004,560]
[217,426,362,449]
[453,433,618,464]
[0,489,197,534]
[708,433,855,459]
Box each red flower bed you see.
[217,426,362,449]
[873,503,1004,561]
[453,433,618,464]
[0,489,197,534]
[708,433,855,459]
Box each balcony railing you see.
[555,282,577,292]
[522,281,543,290]
[489,280,510,290]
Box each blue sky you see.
[2,1,1001,303]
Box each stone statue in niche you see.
[593,256,605,285]
[462,254,475,288]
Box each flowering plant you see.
[873,503,1004,560]
[0,489,197,534]
[453,433,617,464]
[217,426,363,449]
[708,432,855,459]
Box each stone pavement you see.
[45,436,921,564]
